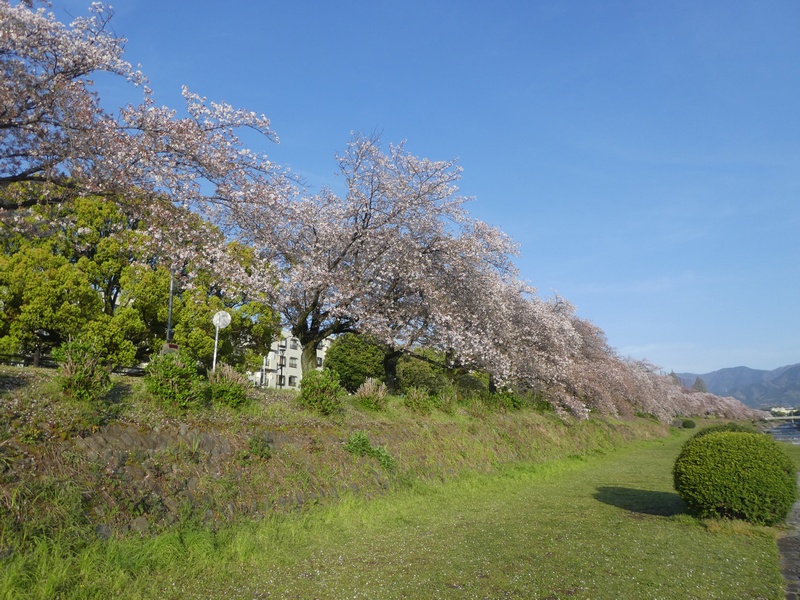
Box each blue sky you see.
[57,1,800,374]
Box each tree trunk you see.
[300,340,320,374]
[383,349,403,394]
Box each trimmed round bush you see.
[691,422,759,439]
[681,419,696,429]
[673,431,797,525]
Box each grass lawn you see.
[4,428,787,599]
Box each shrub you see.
[403,386,435,414]
[673,431,797,525]
[145,352,206,411]
[343,431,372,456]
[436,386,458,414]
[343,431,395,471]
[635,411,659,421]
[483,390,524,412]
[208,363,251,409]
[298,369,343,415]
[323,333,385,392]
[681,419,696,429]
[52,338,111,404]
[246,433,273,460]
[397,352,449,395]
[354,377,388,411]
[691,422,758,439]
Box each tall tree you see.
[0,2,290,284]
[233,134,501,373]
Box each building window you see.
[316,357,323,367]
[278,355,286,367]
[290,339,300,350]
[289,357,298,368]
[278,375,285,387]
[288,376,298,387]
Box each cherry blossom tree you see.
[1,3,764,422]
[1,1,290,282]
[355,216,522,391]
[231,134,519,373]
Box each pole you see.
[212,324,220,372]
[166,272,174,342]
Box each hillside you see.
[0,364,759,543]
[678,363,800,409]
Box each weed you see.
[402,387,435,414]
[343,432,395,471]
[52,338,112,405]
[298,369,343,415]
[436,386,458,414]
[208,364,251,409]
[353,378,388,411]
[343,431,371,456]
[145,352,206,412]
[247,434,273,460]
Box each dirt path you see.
[779,479,800,599]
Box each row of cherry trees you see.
[0,2,759,421]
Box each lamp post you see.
[279,346,286,389]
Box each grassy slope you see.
[5,432,788,599]
[0,366,792,598]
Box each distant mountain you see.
[677,364,800,409]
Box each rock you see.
[95,524,111,540]
[163,497,179,515]
[130,516,149,535]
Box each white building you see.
[249,331,331,389]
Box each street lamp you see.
[279,346,286,389]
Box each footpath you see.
[780,478,800,599]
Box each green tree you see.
[170,273,278,371]
[0,246,102,357]
[323,333,386,393]
[397,349,451,395]
[0,190,279,368]
[692,377,708,393]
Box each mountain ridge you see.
[677,363,800,409]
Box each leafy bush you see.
[298,369,343,415]
[343,431,372,455]
[208,363,251,409]
[145,351,206,411]
[397,352,449,395]
[323,333,385,392]
[528,391,555,413]
[247,433,273,460]
[691,422,758,439]
[343,431,395,471]
[673,431,797,525]
[354,377,388,411]
[52,338,111,404]
[403,386,436,414]
[483,390,524,412]
[635,411,659,421]
[436,386,458,414]
[681,419,696,429]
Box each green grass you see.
[2,430,787,599]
